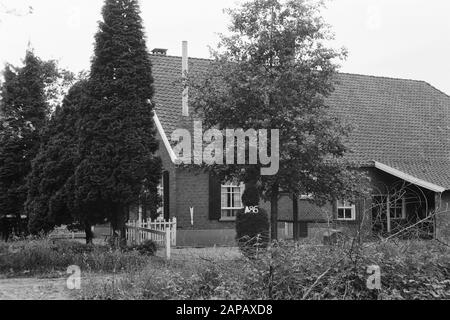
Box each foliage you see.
[190,0,369,240]
[26,80,88,235]
[79,240,450,300]
[24,0,162,239]
[236,182,270,258]
[0,239,148,277]
[73,0,162,237]
[127,240,158,256]
[0,50,74,233]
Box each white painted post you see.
[134,221,138,244]
[165,227,171,260]
[172,217,177,246]
[137,219,141,245]
[138,205,143,225]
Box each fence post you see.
[136,220,141,245]
[165,227,171,260]
[172,217,177,247]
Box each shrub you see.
[79,240,450,300]
[236,183,270,259]
[128,240,158,256]
[0,239,148,276]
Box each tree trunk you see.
[110,204,124,248]
[115,205,127,247]
[270,183,279,241]
[84,221,94,245]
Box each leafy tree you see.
[74,0,161,243]
[191,0,368,240]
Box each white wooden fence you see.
[125,217,177,259]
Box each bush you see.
[79,240,450,300]
[236,183,270,258]
[0,239,148,276]
[128,240,158,256]
[236,208,270,258]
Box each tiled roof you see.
[150,55,450,190]
[328,73,450,165]
[150,55,210,137]
[379,159,450,190]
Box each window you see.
[389,197,406,220]
[221,184,245,221]
[337,200,356,221]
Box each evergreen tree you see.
[0,51,51,234]
[75,0,161,243]
[26,81,92,239]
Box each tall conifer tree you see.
[0,51,51,233]
[75,0,161,241]
[26,81,88,238]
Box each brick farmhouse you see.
[136,46,450,247]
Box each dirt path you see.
[0,277,75,300]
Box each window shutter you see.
[163,171,170,221]
[209,172,222,220]
[332,200,338,220]
[298,222,308,238]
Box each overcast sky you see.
[0,0,449,94]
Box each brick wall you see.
[436,190,450,240]
[175,168,235,230]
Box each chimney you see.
[182,41,189,117]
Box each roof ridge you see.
[150,54,213,62]
[336,72,427,84]
[150,55,444,88]
[421,81,450,99]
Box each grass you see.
[1,237,449,300]
[79,239,450,300]
[0,238,150,278]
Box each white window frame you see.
[336,200,356,221]
[389,196,406,220]
[220,183,245,221]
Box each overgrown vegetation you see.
[79,240,450,300]
[0,239,152,277]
